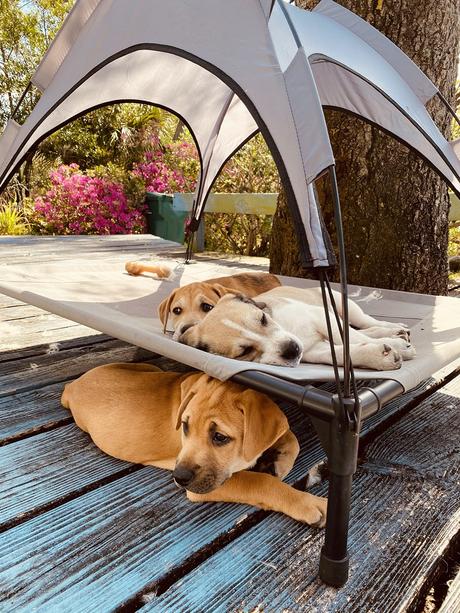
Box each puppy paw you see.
[380,343,403,370]
[399,342,416,360]
[395,328,411,342]
[359,325,410,342]
[384,337,416,360]
[383,323,411,342]
[355,342,402,370]
[295,493,327,527]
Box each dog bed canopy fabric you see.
[1,0,459,269]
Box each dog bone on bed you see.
[125,261,172,278]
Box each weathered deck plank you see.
[0,356,191,444]
[0,394,321,530]
[363,385,460,481]
[0,424,133,529]
[0,400,323,613]
[0,235,179,264]
[0,339,156,397]
[144,472,458,613]
[0,302,101,352]
[0,382,71,444]
[0,303,57,320]
[0,469,245,612]
[1,373,458,612]
[0,332,110,363]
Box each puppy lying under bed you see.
[61,362,327,526]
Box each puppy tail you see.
[125,261,172,279]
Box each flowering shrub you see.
[33,164,146,235]
[131,145,198,193]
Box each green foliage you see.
[204,134,279,256]
[40,104,164,170]
[0,0,279,252]
[0,0,71,127]
[204,212,272,257]
[27,151,60,195]
[214,134,279,193]
[0,202,28,235]
[448,225,460,257]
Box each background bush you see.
[32,164,146,235]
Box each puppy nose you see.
[280,339,301,361]
[172,465,195,487]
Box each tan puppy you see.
[158,272,280,339]
[61,363,327,525]
[125,261,279,338]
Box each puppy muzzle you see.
[173,322,198,341]
[173,465,225,493]
[280,339,302,361]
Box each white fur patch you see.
[222,318,264,342]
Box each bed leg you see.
[320,472,353,587]
[316,396,360,587]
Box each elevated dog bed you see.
[0,240,458,395]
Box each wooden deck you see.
[0,236,459,612]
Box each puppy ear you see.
[209,283,231,299]
[158,289,178,333]
[175,390,196,430]
[174,373,209,429]
[237,390,289,462]
[233,294,266,310]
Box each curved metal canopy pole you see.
[327,165,352,398]
[437,91,460,128]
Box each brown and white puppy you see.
[179,286,415,371]
[157,272,280,339]
[61,363,327,525]
[126,261,280,339]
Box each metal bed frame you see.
[232,370,404,587]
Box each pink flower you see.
[33,165,146,236]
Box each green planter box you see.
[144,192,190,244]
[144,192,205,249]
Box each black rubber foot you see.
[319,548,349,587]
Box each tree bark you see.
[269,0,460,294]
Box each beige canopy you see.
[0,0,459,267]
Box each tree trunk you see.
[269,0,459,295]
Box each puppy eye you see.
[260,313,267,326]
[172,307,182,315]
[201,303,214,313]
[212,432,230,445]
[238,346,254,358]
[182,421,189,435]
